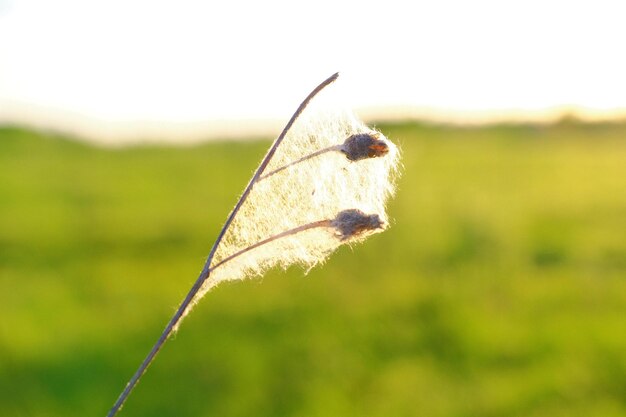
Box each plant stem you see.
[210,219,332,271]
[259,145,341,181]
[106,72,339,417]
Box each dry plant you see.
[107,73,401,416]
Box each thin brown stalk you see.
[106,72,339,417]
[259,145,341,181]
[210,219,332,271]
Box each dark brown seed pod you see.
[340,133,389,161]
[332,209,385,240]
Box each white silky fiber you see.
[194,82,401,305]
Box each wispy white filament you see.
[195,88,400,303]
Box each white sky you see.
[1,0,625,143]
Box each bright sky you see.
[1,0,625,143]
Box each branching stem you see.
[210,219,332,271]
[259,145,341,181]
[106,72,339,417]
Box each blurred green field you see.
[1,121,625,417]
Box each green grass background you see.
[1,121,625,416]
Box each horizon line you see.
[1,102,625,146]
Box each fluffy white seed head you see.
[194,87,401,302]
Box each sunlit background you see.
[1,0,626,143]
[1,1,626,417]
